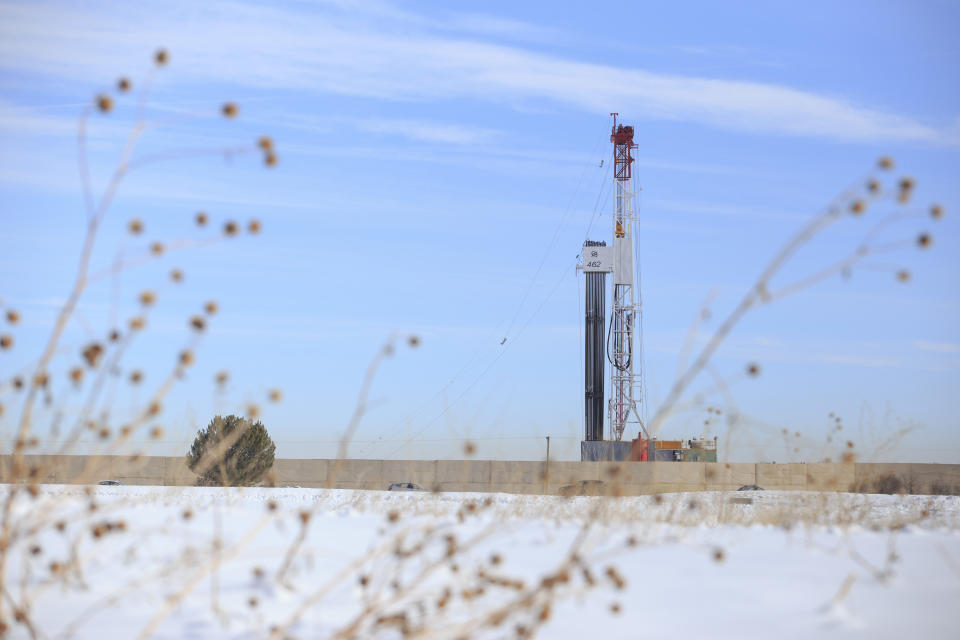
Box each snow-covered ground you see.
[9,486,960,639]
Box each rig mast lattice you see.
[607,114,645,442]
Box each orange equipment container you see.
[655,440,682,450]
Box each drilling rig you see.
[579,116,718,463]
[579,114,647,462]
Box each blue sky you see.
[0,0,958,462]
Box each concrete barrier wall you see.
[1,456,958,495]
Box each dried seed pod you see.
[538,604,551,622]
[898,177,915,203]
[96,93,113,113]
[82,342,104,367]
[604,566,626,590]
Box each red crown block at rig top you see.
[579,115,718,464]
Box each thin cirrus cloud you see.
[0,0,955,146]
[0,99,82,136]
[913,340,960,354]
[269,113,501,146]
[815,353,899,368]
[354,118,500,145]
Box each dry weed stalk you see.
[652,160,941,436]
[0,49,276,634]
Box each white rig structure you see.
[580,114,646,458]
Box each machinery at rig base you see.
[579,115,717,463]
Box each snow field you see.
[9,486,960,639]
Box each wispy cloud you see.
[354,118,499,145]
[913,340,960,354]
[815,354,899,367]
[0,100,500,148]
[652,199,809,222]
[671,44,787,69]
[0,99,84,137]
[0,0,955,145]
[439,12,566,45]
